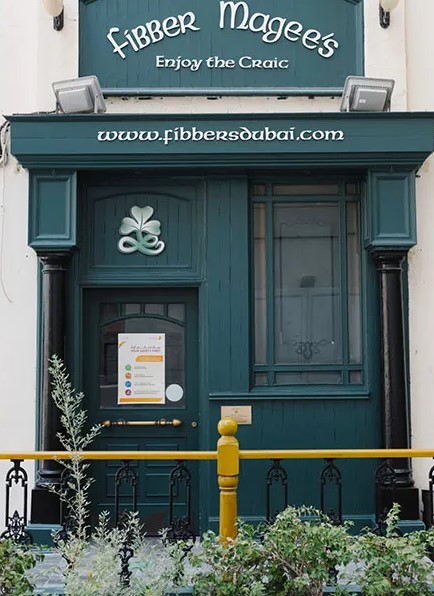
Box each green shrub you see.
[0,539,42,595]
[348,503,434,595]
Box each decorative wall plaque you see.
[118,205,165,256]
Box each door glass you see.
[273,203,341,365]
[99,308,185,409]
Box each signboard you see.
[79,0,363,95]
[118,333,165,405]
[221,406,253,425]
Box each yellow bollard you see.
[217,417,239,543]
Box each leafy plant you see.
[48,356,191,596]
[189,523,265,595]
[0,539,42,595]
[49,354,102,572]
[187,508,354,596]
[348,503,434,595]
[260,506,353,595]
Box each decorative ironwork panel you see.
[266,459,288,523]
[374,459,398,536]
[119,543,134,586]
[320,458,343,525]
[428,462,434,529]
[115,460,138,526]
[166,460,194,543]
[0,460,32,544]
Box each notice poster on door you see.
[118,333,165,405]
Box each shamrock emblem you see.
[118,206,165,256]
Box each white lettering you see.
[106,27,129,59]
[249,12,269,34]
[131,26,151,50]
[319,35,339,59]
[284,21,303,42]
[118,131,139,141]
[124,30,139,52]
[96,127,346,144]
[302,29,321,50]
[325,130,345,141]
[106,12,200,58]
[162,17,181,37]
[178,12,200,34]
[147,19,164,44]
[219,1,249,29]
[97,131,118,142]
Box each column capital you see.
[38,251,72,271]
[372,250,407,272]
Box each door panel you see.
[83,288,198,534]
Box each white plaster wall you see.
[405,0,434,492]
[0,0,78,517]
[1,0,431,523]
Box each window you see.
[252,181,363,389]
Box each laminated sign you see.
[118,334,165,405]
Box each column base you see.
[26,523,63,547]
[30,488,61,525]
[379,486,420,520]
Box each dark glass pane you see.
[122,304,141,315]
[272,184,339,196]
[254,373,268,386]
[254,204,267,365]
[349,370,363,384]
[168,304,185,322]
[251,184,267,196]
[346,183,359,195]
[145,304,165,315]
[274,372,342,385]
[99,314,185,408]
[273,203,342,365]
[347,203,362,364]
[101,303,119,323]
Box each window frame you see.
[250,178,371,399]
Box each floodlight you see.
[340,76,395,113]
[52,76,107,114]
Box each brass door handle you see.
[102,418,183,428]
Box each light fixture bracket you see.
[379,5,391,28]
[53,8,64,31]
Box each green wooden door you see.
[83,288,199,534]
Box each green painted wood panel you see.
[29,172,77,251]
[8,113,434,170]
[207,177,250,393]
[366,171,417,250]
[208,397,380,525]
[79,0,363,95]
[78,176,204,282]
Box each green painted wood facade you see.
[79,0,363,95]
[7,111,434,530]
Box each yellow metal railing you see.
[1,417,434,542]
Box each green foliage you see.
[48,356,192,596]
[49,355,102,549]
[190,523,265,596]
[348,503,434,595]
[186,505,434,596]
[47,358,434,595]
[260,506,353,595]
[0,539,42,595]
[188,508,353,596]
